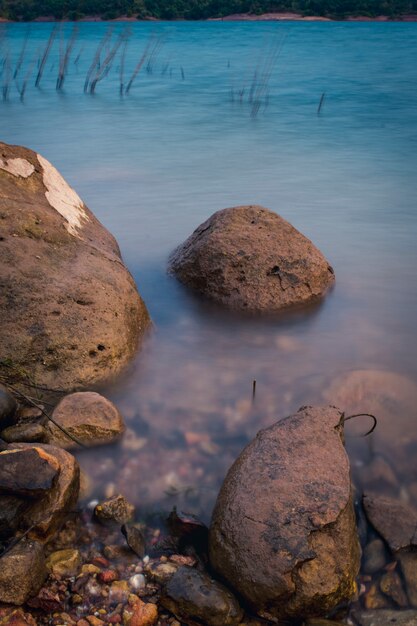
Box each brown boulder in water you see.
[169,205,334,312]
[0,141,150,392]
[209,406,360,621]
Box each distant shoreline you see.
[1,11,417,23]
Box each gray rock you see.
[1,423,48,443]
[209,406,361,621]
[48,392,124,449]
[362,539,387,575]
[0,539,47,605]
[380,569,408,607]
[353,609,417,626]
[169,205,334,312]
[0,494,30,539]
[0,384,17,429]
[0,141,151,393]
[161,566,243,626]
[396,550,417,608]
[363,494,417,552]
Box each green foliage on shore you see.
[1,0,417,21]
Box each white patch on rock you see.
[0,157,35,178]
[37,154,89,237]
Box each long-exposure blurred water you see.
[1,21,417,519]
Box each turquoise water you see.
[1,22,417,514]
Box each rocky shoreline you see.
[1,142,417,625]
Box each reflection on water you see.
[2,20,417,518]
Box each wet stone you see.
[353,609,417,626]
[1,423,48,444]
[0,494,30,539]
[361,456,399,496]
[161,566,243,626]
[362,539,388,575]
[380,569,408,607]
[95,494,135,525]
[363,583,390,610]
[209,406,360,621]
[396,550,417,607]
[0,384,17,429]
[304,620,346,626]
[121,524,145,557]
[0,539,47,605]
[46,548,82,577]
[363,494,417,552]
[0,447,59,497]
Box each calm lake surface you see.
[2,21,417,518]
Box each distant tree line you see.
[1,0,417,21]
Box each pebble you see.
[363,539,387,575]
[129,574,145,592]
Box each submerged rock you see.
[169,205,334,312]
[396,551,417,608]
[0,141,150,392]
[48,392,124,449]
[0,539,47,605]
[161,566,243,626]
[209,406,360,621]
[46,548,82,577]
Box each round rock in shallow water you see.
[169,205,335,312]
[0,141,150,392]
[48,392,124,449]
[209,406,360,621]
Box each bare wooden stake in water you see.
[84,26,113,93]
[125,35,155,95]
[35,24,58,87]
[317,92,326,115]
[13,25,30,80]
[252,379,257,404]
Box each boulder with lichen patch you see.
[169,205,334,312]
[0,141,150,392]
[209,406,360,621]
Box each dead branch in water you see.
[35,24,58,87]
[13,25,30,80]
[89,27,130,94]
[125,35,157,95]
[56,24,79,91]
[84,26,113,93]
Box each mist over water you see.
[2,21,417,517]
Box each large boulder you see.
[0,141,150,391]
[209,406,360,621]
[169,205,334,312]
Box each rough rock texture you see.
[0,540,47,605]
[209,406,360,621]
[161,566,243,626]
[46,548,82,577]
[396,551,417,607]
[363,494,417,552]
[353,609,417,626]
[0,141,150,392]
[10,443,80,541]
[0,447,59,497]
[0,384,17,429]
[0,423,48,443]
[48,391,124,449]
[169,205,335,312]
[94,494,135,524]
[323,369,417,478]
